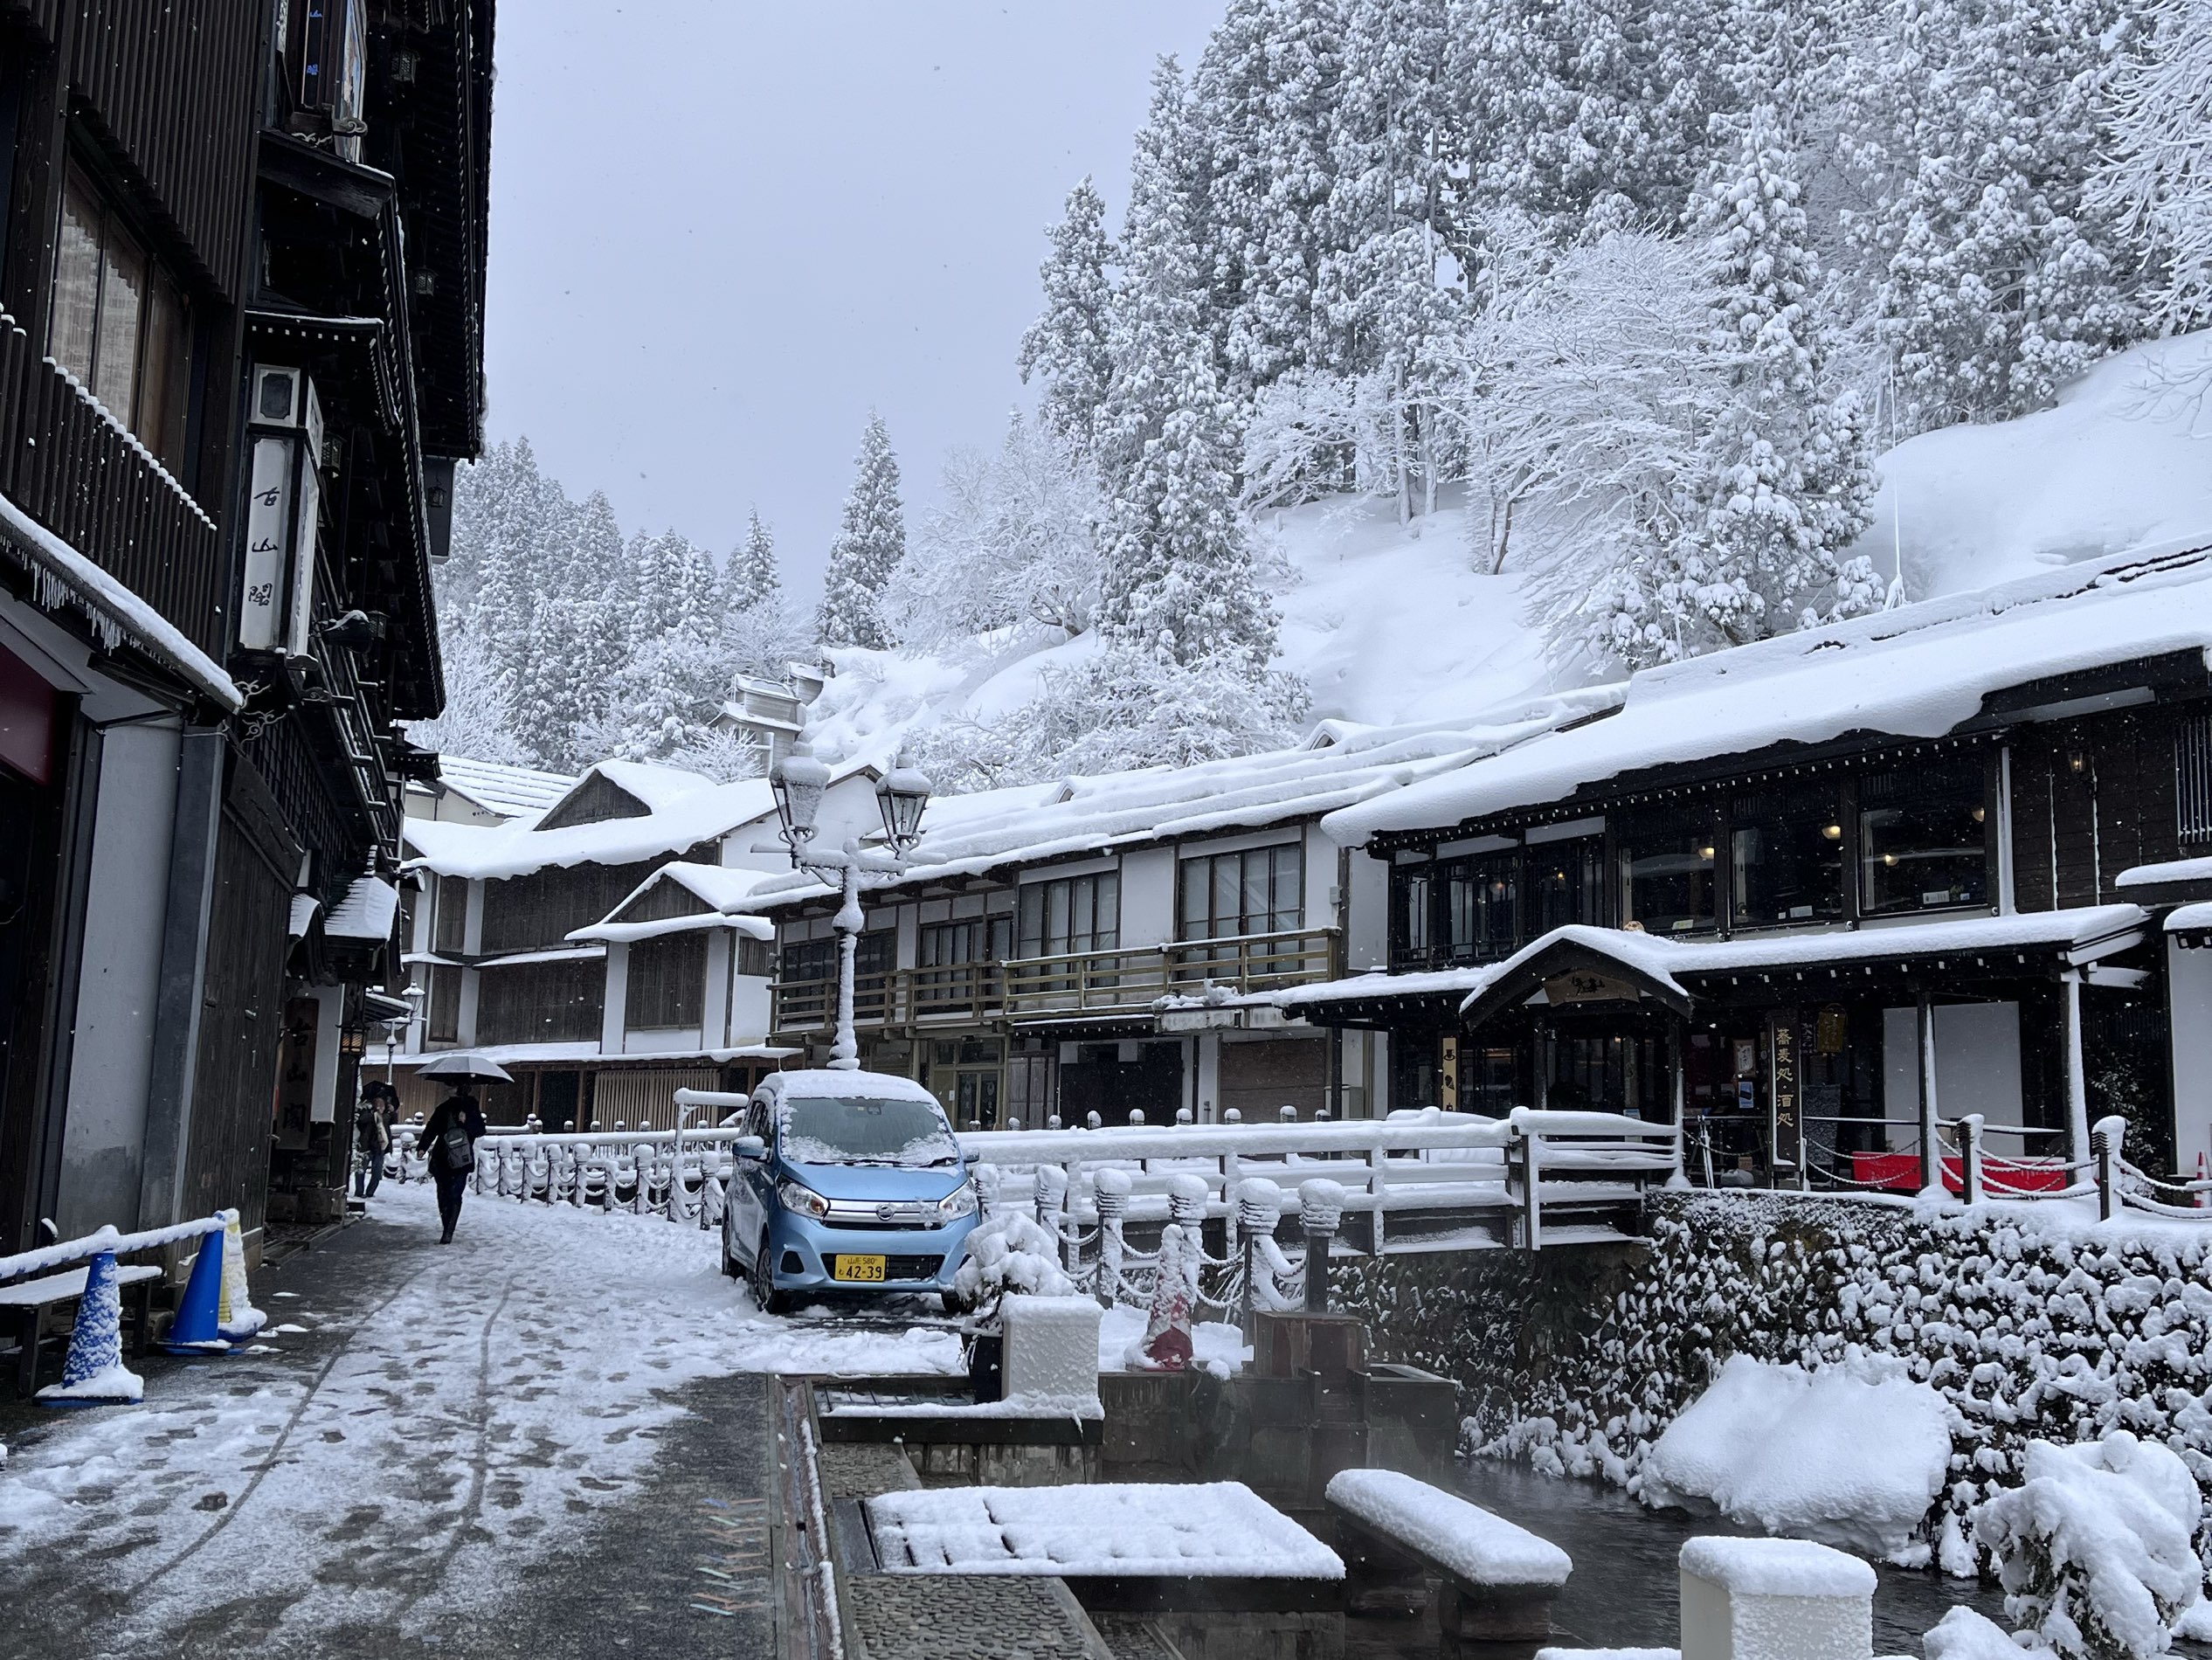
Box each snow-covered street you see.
[0,1183,960,1659]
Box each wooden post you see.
[2063,972,2091,1179]
[1917,993,1942,1193]
[1519,1127,1543,1251]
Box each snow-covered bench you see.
[1324,1468,1572,1654]
[0,1263,162,1397]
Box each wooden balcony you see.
[767,929,1340,1036]
[0,315,225,661]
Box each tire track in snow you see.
[127,1258,438,1597]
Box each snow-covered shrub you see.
[951,1210,1076,1311]
[1925,1606,2059,1660]
[1976,1434,2207,1660]
[1640,1352,1953,1559]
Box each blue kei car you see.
[720,1069,980,1313]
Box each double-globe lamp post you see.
[767,745,932,1072]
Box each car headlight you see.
[937,1181,978,1221]
[778,1179,830,1221]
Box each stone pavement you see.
[0,1181,790,1660]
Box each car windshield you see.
[778,1096,960,1167]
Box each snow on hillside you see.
[805,332,2212,777]
[1856,331,2212,598]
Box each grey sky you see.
[481,3,1223,596]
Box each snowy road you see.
[0,1179,963,1658]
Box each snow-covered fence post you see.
[971,1161,1001,1216]
[1092,1165,1130,1307]
[1366,1135,1389,1255]
[2094,1114,2126,1222]
[1165,1171,1208,1231]
[2063,971,2093,1177]
[1517,1121,1544,1250]
[1960,1113,1985,1205]
[1235,1177,1282,1330]
[1298,1178,1344,1313]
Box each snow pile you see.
[1923,1607,2059,1660]
[1640,1353,1953,1559]
[950,1210,1075,1308]
[999,1294,1102,1404]
[1325,1468,1572,1586]
[1974,1434,2208,1660]
[867,1481,1344,1578]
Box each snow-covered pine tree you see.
[2094,0,2212,335]
[1096,58,1282,680]
[1835,0,2154,430]
[1600,107,1877,666]
[1193,0,1344,391]
[1017,180,1117,455]
[816,412,906,651]
[725,508,781,613]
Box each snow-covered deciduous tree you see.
[888,413,1104,649]
[404,623,526,765]
[817,412,907,651]
[1835,0,2153,430]
[2095,0,2212,334]
[1018,180,1118,456]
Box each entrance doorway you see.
[926,1035,1005,1129]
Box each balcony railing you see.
[0,315,225,659]
[767,929,1340,1035]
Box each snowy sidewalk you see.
[0,1179,962,1658]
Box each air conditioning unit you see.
[237,363,324,659]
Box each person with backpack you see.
[353,1084,394,1200]
[418,1085,487,1243]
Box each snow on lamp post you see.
[768,745,932,1071]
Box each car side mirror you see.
[734,1135,766,1161]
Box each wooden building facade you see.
[0,0,493,1254]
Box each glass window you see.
[920,917,1010,967]
[1441,851,1517,962]
[1731,785,1844,925]
[1018,871,1119,958]
[45,162,193,471]
[1626,810,1718,934]
[1526,836,1607,936]
[1859,758,1988,915]
[1179,844,1303,940]
[1391,864,1431,967]
[779,1095,958,1168]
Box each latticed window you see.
[626,934,705,1029]
[2179,713,2212,843]
[474,959,603,1045]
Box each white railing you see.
[461,1127,750,1228]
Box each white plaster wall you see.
[702,932,732,1047]
[310,985,344,1123]
[2169,939,2212,1175]
[1346,849,1389,972]
[729,968,771,1045]
[601,942,628,1049]
[55,719,182,1237]
[1883,1002,2027,1148]
[1120,847,1173,946]
[623,1026,705,1055]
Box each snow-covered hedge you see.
[1346,1192,2212,1594]
[950,1210,1076,1311]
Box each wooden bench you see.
[1324,1468,1572,1659]
[0,1264,163,1398]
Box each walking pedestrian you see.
[419,1085,487,1243]
[353,1084,394,1200]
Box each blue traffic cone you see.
[162,1225,232,1354]
[38,1249,144,1406]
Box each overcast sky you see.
[480,3,1223,596]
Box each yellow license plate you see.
[833,1255,887,1283]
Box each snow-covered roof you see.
[433,756,580,819]
[1257,907,2151,1015]
[734,692,1620,913]
[323,874,399,942]
[1326,545,2212,845]
[404,773,777,879]
[2116,855,2212,892]
[569,862,779,944]
[287,893,319,940]
[389,1040,799,1069]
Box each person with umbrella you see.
[414,1055,508,1243]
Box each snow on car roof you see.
[1326,544,2212,844]
[758,1069,943,1104]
